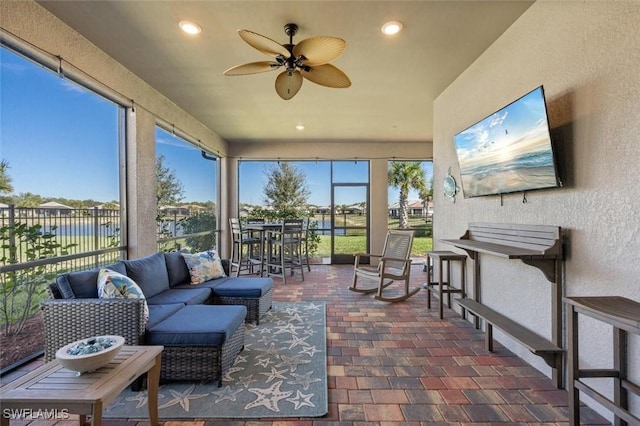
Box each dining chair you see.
[265,218,305,283]
[229,218,262,276]
[301,217,312,272]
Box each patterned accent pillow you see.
[97,268,149,325]
[181,250,226,284]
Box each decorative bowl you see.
[55,335,125,374]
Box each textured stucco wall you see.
[433,0,640,418]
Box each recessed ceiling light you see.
[179,20,202,35]
[295,124,305,131]
[381,21,403,35]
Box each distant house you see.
[38,201,73,216]
[388,200,429,217]
[0,203,8,217]
[88,204,120,216]
[342,205,364,215]
[314,206,331,215]
[182,204,207,215]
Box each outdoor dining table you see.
[244,223,283,276]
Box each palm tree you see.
[388,162,428,229]
[0,160,14,194]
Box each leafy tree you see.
[249,162,320,257]
[181,211,217,252]
[155,154,185,246]
[0,160,13,194]
[263,162,310,216]
[156,154,185,207]
[388,161,428,229]
[16,192,43,208]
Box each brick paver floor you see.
[1,263,611,425]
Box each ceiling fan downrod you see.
[283,23,309,73]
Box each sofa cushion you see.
[212,277,273,298]
[181,250,226,284]
[55,262,126,299]
[164,252,191,287]
[146,305,247,346]
[147,303,185,329]
[170,276,229,290]
[123,252,170,298]
[145,288,211,306]
[97,268,149,324]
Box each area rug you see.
[104,301,327,419]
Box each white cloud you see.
[489,111,508,127]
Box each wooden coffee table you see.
[0,345,163,426]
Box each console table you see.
[0,345,163,426]
[565,296,640,426]
[443,222,564,388]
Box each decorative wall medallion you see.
[443,167,460,202]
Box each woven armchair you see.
[41,298,146,362]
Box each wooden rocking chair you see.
[349,229,420,302]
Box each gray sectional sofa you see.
[42,251,273,386]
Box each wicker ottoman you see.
[212,277,273,324]
[145,304,247,386]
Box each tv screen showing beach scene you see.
[453,86,560,198]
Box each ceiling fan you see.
[223,23,351,100]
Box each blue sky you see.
[1,48,120,202]
[453,87,548,166]
[2,47,432,205]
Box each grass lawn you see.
[313,235,432,257]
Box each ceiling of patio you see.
[38,1,533,144]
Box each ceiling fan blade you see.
[293,36,346,66]
[275,70,303,100]
[238,29,290,58]
[301,64,351,88]
[223,61,280,76]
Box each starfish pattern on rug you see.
[211,386,244,403]
[234,354,248,364]
[287,371,322,390]
[273,322,305,335]
[245,380,293,412]
[287,389,316,410]
[125,390,150,409]
[223,366,244,381]
[255,356,275,368]
[288,312,308,324]
[254,341,281,357]
[303,302,323,312]
[276,354,311,372]
[283,334,311,350]
[104,302,327,419]
[300,344,321,357]
[158,384,208,411]
[260,366,288,383]
[256,335,273,345]
[236,374,258,388]
[121,389,165,409]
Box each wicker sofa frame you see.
[42,293,245,387]
[213,288,272,325]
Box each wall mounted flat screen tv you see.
[454,86,561,198]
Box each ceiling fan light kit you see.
[224,23,351,100]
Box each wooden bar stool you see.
[424,251,467,319]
